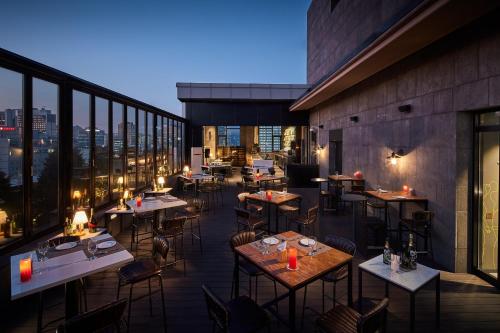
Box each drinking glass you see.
[38,241,49,262]
[308,236,317,256]
[88,238,97,260]
[283,187,288,193]
[260,234,270,255]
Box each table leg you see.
[65,280,80,319]
[410,292,415,333]
[267,202,271,234]
[348,261,353,306]
[289,289,296,332]
[436,274,440,328]
[385,281,389,297]
[275,204,279,234]
[234,253,240,298]
[358,268,363,312]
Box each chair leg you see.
[158,275,167,333]
[37,292,43,333]
[249,276,252,300]
[198,217,203,254]
[332,282,336,309]
[127,284,134,333]
[255,275,258,303]
[190,219,194,245]
[273,280,279,313]
[322,280,325,313]
[116,281,121,300]
[148,278,153,316]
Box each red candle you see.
[403,185,409,193]
[19,257,32,282]
[288,248,297,270]
[136,196,142,207]
[266,190,272,201]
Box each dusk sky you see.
[0,0,310,116]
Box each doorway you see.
[329,129,342,175]
[474,111,500,286]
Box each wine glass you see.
[308,236,317,256]
[88,238,97,260]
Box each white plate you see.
[299,238,316,246]
[263,237,279,245]
[379,190,388,193]
[97,240,117,249]
[55,242,78,251]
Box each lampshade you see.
[72,190,81,200]
[117,176,124,185]
[183,165,190,173]
[123,190,130,200]
[73,210,88,225]
[158,176,165,186]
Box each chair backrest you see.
[234,206,251,220]
[160,216,186,233]
[412,210,433,224]
[201,284,229,331]
[268,167,276,175]
[307,205,319,223]
[357,298,389,333]
[57,298,127,333]
[230,231,256,251]
[324,234,356,256]
[49,236,80,248]
[243,175,254,183]
[237,192,250,204]
[152,235,170,260]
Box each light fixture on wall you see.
[398,104,412,113]
[350,116,359,123]
[387,149,404,165]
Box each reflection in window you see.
[127,106,136,191]
[147,112,154,184]
[137,109,146,188]
[156,115,162,177]
[0,67,24,248]
[173,120,178,172]
[95,97,109,206]
[259,126,281,152]
[168,119,174,173]
[162,117,169,175]
[112,102,124,199]
[218,126,240,146]
[72,91,90,207]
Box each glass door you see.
[475,111,500,285]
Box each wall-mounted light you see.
[318,124,324,129]
[387,149,404,165]
[350,116,359,123]
[398,104,412,113]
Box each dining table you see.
[245,191,301,233]
[179,174,214,195]
[234,230,353,332]
[143,187,173,197]
[126,195,187,222]
[11,233,133,328]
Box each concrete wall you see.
[307,0,421,84]
[309,10,500,272]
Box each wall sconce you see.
[350,116,359,123]
[318,124,324,129]
[398,104,412,113]
[387,149,404,165]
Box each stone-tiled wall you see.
[309,11,500,271]
[307,0,421,84]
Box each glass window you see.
[169,119,174,173]
[72,91,90,207]
[112,102,124,199]
[173,120,178,172]
[162,117,169,175]
[181,122,185,167]
[177,121,182,171]
[0,67,23,248]
[127,106,136,191]
[259,126,281,152]
[217,126,240,147]
[94,97,109,206]
[156,115,162,177]
[147,112,154,184]
[137,109,146,188]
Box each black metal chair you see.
[117,235,169,333]
[153,216,187,275]
[234,207,267,237]
[56,298,128,333]
[288,205,319,236]
[176,197,205,254]
[277,197,301,232]
[202,284,271,333]
[315,298,389,333]
[130,211,154,252]
[301,235,357,328]
[399,210,434,257]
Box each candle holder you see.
[287,248,298,270]
[266,190,273,201]
[19,255,32,282]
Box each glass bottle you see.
[408,233,417,270]
[383,238,391,264]
[89,208,96,233]
[400,242,409,270]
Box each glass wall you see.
[127,106,136,191]
[72,91,91,207]
[137,109,146,188]
[259,126,282,152]
[0,67,23,248]
[32,78,59,232]
[168,118,174,174]
[162,117,169,175]
[112,102,124,199]
[146,112,154,184]
[94,97,109,206]
[156,115,162,177]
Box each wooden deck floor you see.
[4,174,500,332]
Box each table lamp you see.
[183,165,190,176]
[117,176,124,191]
[73,210,88,236]
[158,176,165,189]
[72,190,81,209]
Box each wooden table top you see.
[235,231,353,289]
[365,190,428,202]
[328,174,363,181]
[245,191,301,205]
[256,175,283,182]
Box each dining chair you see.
[229,231,278,305]
[315,298,389,333]
[56,298,128,333]
[130,211,154,252]
[234,207,267,237]
[242,175,260,193]
[288,205,319,236]
[176,197,205,254]
[277,197,302,232]
[301,235,357,328]
[153,216,187,275]
[399,210,434,258]
[202,284,271,333]
[117,235,169,333]
[236,192,264,214]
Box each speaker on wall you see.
[204,148,210,159]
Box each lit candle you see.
[19,257,32,282]
[266,190,272,201]
[403,185,409,193]
[136,196,142,207]
[288,248,297,270]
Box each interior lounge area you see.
[3,1,500,333]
